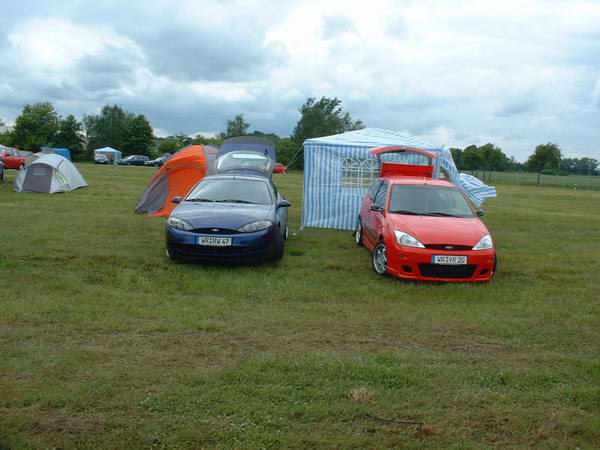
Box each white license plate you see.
[198,237,232,246]
[432,255,467,265]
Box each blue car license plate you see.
[432,255,467,265]
[198,237,232,246]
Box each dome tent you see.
[135,144,208,217]
[13,154,87,193]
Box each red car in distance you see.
[0,146,26,170]
[355,146,496,282]
[273,162,288,174]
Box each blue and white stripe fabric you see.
[434,146,497,207]
[457,173,497,206]
[302,128,496,230]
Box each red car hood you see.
[388,214,489,246]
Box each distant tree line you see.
[83,105,154,159]
[0,103,86,159]
[155,97,364,170]
[451,142,598,185]
[1,97,596,177]
[0,103,154,161]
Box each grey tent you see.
[13,154,87,193]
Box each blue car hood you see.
[171,202,273,230]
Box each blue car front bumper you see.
[166,225,277,262]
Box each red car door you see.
[360,181,380,245]
[363,181,388,247]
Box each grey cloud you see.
[562,31,600,69]
[495,98,537,117]
[125,22,284,83]
[322,15,356,39]
[76,45,141,92]
[1,0,600,158]
[386,15,407,40]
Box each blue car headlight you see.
[167,216,194,231]
[237,220,273,233]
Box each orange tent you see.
[135,145,208,217]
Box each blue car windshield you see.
[186,178,272,205]
[389,185,475,218]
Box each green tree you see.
[449,148,463,168]
[83,105,133,156]
[527,143,562,186]
[221,113,250,138]
[0,129,16,147]
[249,131,301,168]
[459,143,511,181]
[292,97,364,147]
[53,114,85,160]
[275,137,301,169]
[461,145,483,171]
[157,133,194,154]
[290,97,364,169]
[157,138,183,155]
[192,134,224,147]
[13,102,60,151]
[122,115,154,156]
[507,156,522,172]
[578,157,599,175]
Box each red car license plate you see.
[432,255,467,265]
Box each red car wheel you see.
[372,241,388,276]
[354,218,363,246]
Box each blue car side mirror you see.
[172,196,182,204]
[277,199,292,208]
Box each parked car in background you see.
[355,146,496,282]
[117,155,149,166]
[273,162,288,173]
[0,146,26,169]
[94,153,110,164]
[18,150,33,158]
[145,153,172,167]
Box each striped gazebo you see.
[301,128,496,230]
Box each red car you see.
[355,146,496,282]
[273,162,288,174]
[0,146,26,170]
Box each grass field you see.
[1,165,599,449]
[472,170,600,191]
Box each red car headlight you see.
[472,234,493,250]
[394,230,425,248]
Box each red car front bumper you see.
[386,242,496,282]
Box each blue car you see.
[165,174,291,262]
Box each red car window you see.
[373,182,388,207]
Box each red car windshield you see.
[389,185,475,218]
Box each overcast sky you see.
[1,0,599,161]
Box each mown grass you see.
[1,165,599,449]
[473,170,600,191]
